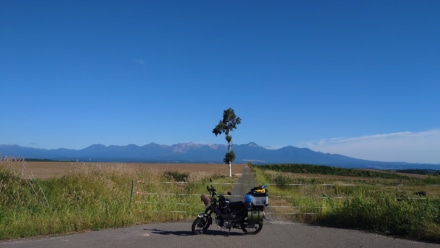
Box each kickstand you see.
[227,227,231,237]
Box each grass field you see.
[0,159,246,240]
[252,164,440,243]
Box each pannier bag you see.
[247,210,263,225]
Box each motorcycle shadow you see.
[146,228,246,237]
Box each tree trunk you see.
[228,139,232,177]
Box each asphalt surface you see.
[1,221,438,248]
[1,167,438,248]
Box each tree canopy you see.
[212,108,241,177]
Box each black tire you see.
[191,216,210,235]
[241,222,263,235]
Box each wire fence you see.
[130,180,431,215]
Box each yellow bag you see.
[254,188,266,194]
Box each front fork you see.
[197,211,213,226]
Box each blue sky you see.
[1,1,439,164]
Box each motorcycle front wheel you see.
[191,216,210,235]
[241,222,263,235]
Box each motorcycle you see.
[191,179,268,235]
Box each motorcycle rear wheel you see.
[241,222,263,235]
[191,216,210,235]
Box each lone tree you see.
[212,108,241,177]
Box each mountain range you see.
[0,143,438,170]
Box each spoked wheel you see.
[191,216,211,235]
[241,222,263,235]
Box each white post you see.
[229,161,232,177]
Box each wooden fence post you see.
[130,179,134,205]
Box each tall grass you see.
[0,159,236,240]
[322,193,440,240]
[252,165,440,243]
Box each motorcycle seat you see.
[229,201,244,211]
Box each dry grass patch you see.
[21,161,247,179]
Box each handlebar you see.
[207,185,216,192]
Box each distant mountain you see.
[0,143,438,170]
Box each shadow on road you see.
[146,228,246,237]
[146,228,193,236]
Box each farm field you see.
[14,161,248,179]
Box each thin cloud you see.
[300,130,440,164]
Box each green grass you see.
[0,159,236,240]
[251,163,440,243]
[259,163,411,179]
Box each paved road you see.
[1,167,438,248]
[1,221,438,248]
